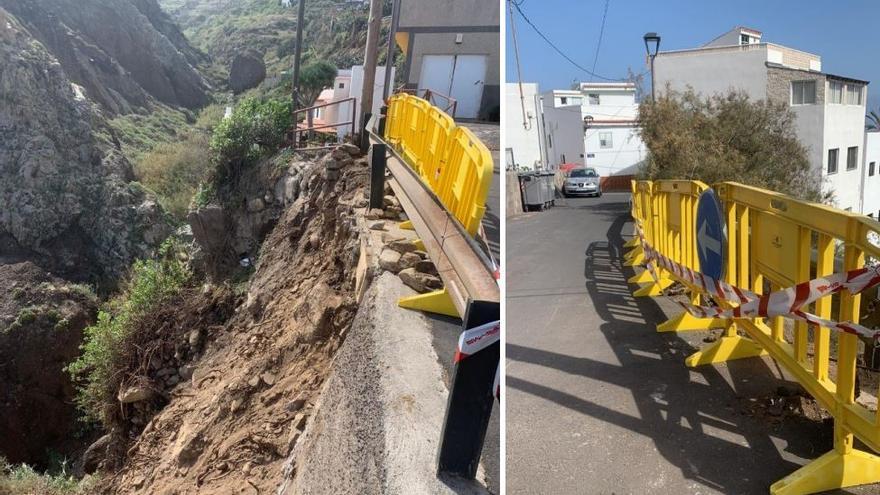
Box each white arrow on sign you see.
[698,220,721,259]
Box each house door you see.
[419,54,487,119]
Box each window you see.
[741,34,750,45]
[827,148,839,174]
[870,162,876,177]
[560,97,568,105]
[599,132,613,149]
[588,93,600,105]
[847,147,858,170]
[846,84,862,105]
[338,82,345,89]
[829,81,843,104]
[791,81,816,105]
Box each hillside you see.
[158,0,393,82]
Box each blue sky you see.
[505,0,880,111]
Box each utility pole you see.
[291,0,306,107]
[360,0,383,146]
[507,0,529,131]
[381,0,401,102]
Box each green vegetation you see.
[210,96,293,170]
[108,105,193,161]
[0,457,97,495]
[868,108,880,130]
[67,239,191,425]
[638,88,823,201]
[298,61,338,107]
[134,132,213,219]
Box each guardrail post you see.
[369,142,386,210]
[377,105,387,137]
[437,300,500,479]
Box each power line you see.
[589,0,610,82]
[510,1,622,82]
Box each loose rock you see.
[378,248,402,273]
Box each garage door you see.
[418,54,487,119]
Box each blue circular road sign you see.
[696,189,727,280]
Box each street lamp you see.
[643,32,661,102]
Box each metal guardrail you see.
[395,86,458,118]
[627,179,880,494]
[291,96,357,151]
[367,97,498,482]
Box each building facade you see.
[865,131,880,219]
[504,82,546,170]
[654,27,870,212]
[541,82,646,180]
[396,0,499,121]
[313,65,393,138]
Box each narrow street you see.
[505,193,876,494]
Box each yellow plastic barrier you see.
[626,180,880,494]
[383,93,494,318]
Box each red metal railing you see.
[291,97,357,151]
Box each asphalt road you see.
[506,192,878,494]
[425,122,500,493]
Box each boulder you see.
[229,51,267,93]
[378,248,402,273]
[399,268,443,293]
[118,384,154,404]
[82,433,113,474]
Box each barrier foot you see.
[685,335,766,367]
[770,448,880,495]
[624,237,639,248]
[399,288,460,318]
[657,312,727,333]
[633,278,674,297]
[623,254,645,267]
[627,270,656,285]
[412,239,426,251]
[400,220,414,230]
[624,245,643,260]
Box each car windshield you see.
[569,169,597,178]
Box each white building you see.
[654,26,870,212]
[541,82,646,179]
[504,82,546,170]
[313,65,394,139]
[864,131,880,219]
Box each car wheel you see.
[597,191,603,198]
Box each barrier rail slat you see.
[627,179,880,494]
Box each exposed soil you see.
[96,150,370,493]
[0,262,98,468]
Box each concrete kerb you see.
[278,209,488,494]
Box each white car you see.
[562,168,602,197]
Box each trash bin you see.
[538,172,557,208]
[518,173,544,211]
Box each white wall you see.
[542,104,585,169]
[349,65,395,134]
[504,82,545,170]
[823,102,866,211]
[584,125,645,176]
[654,47,769,99]
[864,132,880,218]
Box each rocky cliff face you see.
[0,9,173,283]
[0,0,209,115]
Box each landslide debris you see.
[0,262,98,469]
[0,8,173,284]
[92,145,370,493]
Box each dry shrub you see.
[134,132,213,220]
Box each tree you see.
[637,87,824,202]
[868,108,880,130]
[297,60,337,107]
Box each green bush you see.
[67,239,191,425]
[210,96,293,168]
[0,457,95,495]
[638,88,822,201]
[134,132,213,220]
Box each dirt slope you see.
[99,148,369,494]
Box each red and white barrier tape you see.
[454,320,500,363]
[634,227,880,341]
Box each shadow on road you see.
[506,204,851,493]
